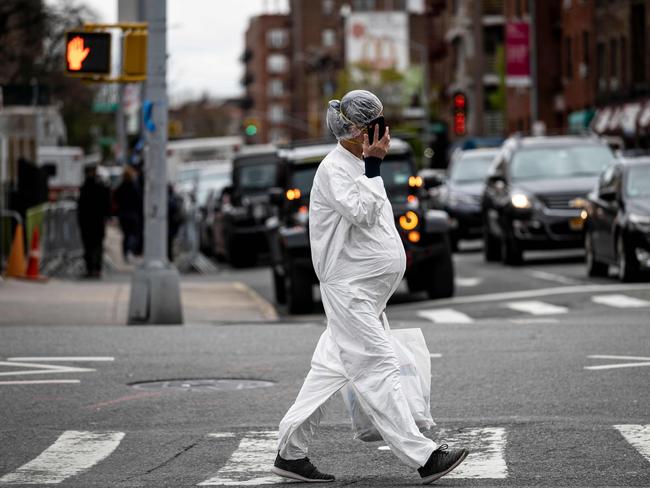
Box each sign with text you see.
[505,22,530,87]
[345,12,409,73]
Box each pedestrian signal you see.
[244,118,259,136]
[65,32,111,75]
[123,31,147,77]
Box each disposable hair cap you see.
[326,89,383,141]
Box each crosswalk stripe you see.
[614,425,650,463]
[455,277,483,287]
[591,294,650,308]
[505,300,568,315]
[378,427,508,479]
[418,308,474,324]
[198,430,281,486]
[0,430,124,485]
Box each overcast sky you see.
[48,0,289,102]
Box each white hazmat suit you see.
[277,138,437,468]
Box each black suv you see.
[482,135,615,265]
[267,139,454,314]
[213,145,278,267]
[584,157,650,281]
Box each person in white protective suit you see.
[272,90,469,484]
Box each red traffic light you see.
[453,93,466,110]
[65,32,111,75]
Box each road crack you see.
[122,438,201,481]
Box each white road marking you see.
[378,427,508,479]
[0,430,124,485]
[392,283,650,309]
[591,294,650,308]
[199,430,283,486]
[7,357,115,362]
[207,433,236,439]
[505,301,568,315]
[0,379,80,386]
[585,355,650,370]
[0,361,95,377]
[614,425,650,463]
[526,270,581,285]
[418,308,474,324]
[508,318,559,324]
[455,277,483,287]
[429,353,443,358]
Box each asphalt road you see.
[1,242,649,487]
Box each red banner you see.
[506,22,530,82]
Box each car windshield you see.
[382,159,413,190]
[626,163,650,198]
[290,164,319,197]
[510,145,613,181]
[197,171,231,205]
[449,153,496,183]
[237,163,276,193]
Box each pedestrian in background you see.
[77,165,111,278]
[167,183,183,262]
[113,165,143,262]
[273,90,468,484]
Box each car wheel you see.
[449,233,459,253]
[483,220,501,262]
[617,234,640,282]
[585,230,608,277]
[501,226,523,266]
[228,238,256,268]
[426,236,455,299]
[286,263,314,314]
[273,268,287,304]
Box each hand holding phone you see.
[367,116,386,142]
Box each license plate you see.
[569,217,584,231]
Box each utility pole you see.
[128,0,183,325]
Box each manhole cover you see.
[129,378,275,392]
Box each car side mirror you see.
[269,187,284,206]
[599,189,616,202]
[419,170,445,190]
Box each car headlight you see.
[629,213,650,228]
[511,193,532,209]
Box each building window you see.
[596,41,605,88]
[322,0,335,14]
[267,54,288,73]
[353,0,376,10]
[268,79,284,97]
[610,38,618,80]
[581,30,590,77]
[565,36,573,80]
[322,29,336,48]
[620,36,627,85]
[515,0,523,17]
[631,3,645,84]
[267,29,288,49]
[268,104,285,122]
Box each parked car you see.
[584,157,650,281]
[432,147,499,251]
[482,135,615,265]
[212,145,278,267]
[267,139,454,314]
[195,164,232,256]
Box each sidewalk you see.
[0,277,278,326]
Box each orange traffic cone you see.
[24,227,47,281]
[5,223,26,278]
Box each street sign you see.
[65,32,111,75]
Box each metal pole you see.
[116,84,127,165]
[529,0,538,128]
[128,0,183,325]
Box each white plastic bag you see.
[341,314,435,442]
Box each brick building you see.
[242,14,293,144]
[242,0,448,143]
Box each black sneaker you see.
[418,444,469,484]
[272,453,335,483]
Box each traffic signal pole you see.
[128,0,183,325]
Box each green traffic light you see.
[245,124,257,136]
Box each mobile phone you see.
[367,116,386,142]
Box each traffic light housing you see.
[123,31,148,77]
[452,92,467,136]
[65,31,111,75]
[244,118,259,137]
